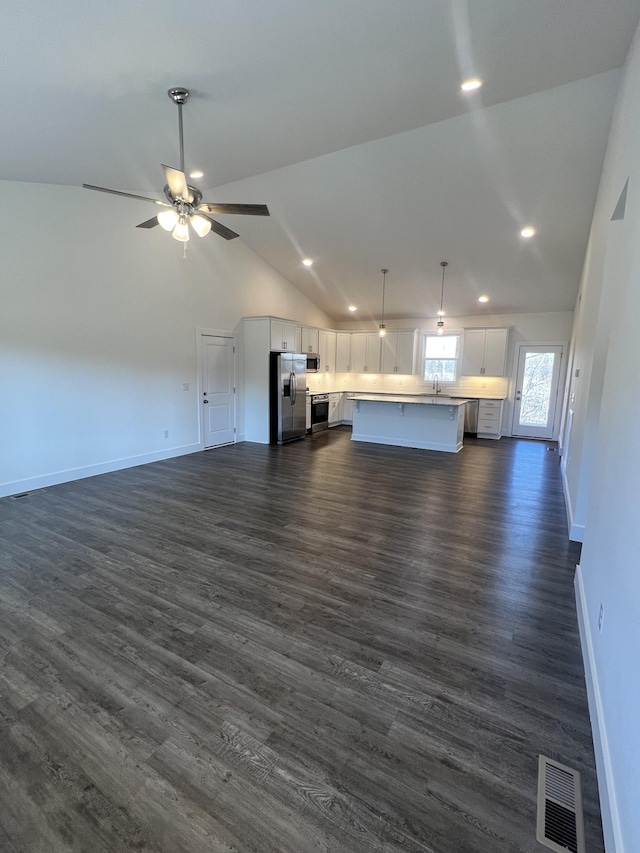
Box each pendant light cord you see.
[381,268,388,328]
[440,261,448,314]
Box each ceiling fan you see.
[83,87,269,242]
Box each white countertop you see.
[349,394,468,406]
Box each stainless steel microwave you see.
[306,354,320,372]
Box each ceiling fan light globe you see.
[191,215,212,238]
[172,220,190,242]
[157,209,179,231]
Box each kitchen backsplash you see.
[306,372,508,398]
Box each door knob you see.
[203,400,209,404]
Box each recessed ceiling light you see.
[520,226,536,238]
[478,295,489,303]
[189,170,204,179]
[461,78,482,92]
[348,305,357,312]
[302,258,313,267]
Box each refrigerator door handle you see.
[290,370,296,405]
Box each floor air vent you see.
[537,755,585,853]
[10,489,46,500]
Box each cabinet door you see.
[350,333,368,372]
[342,396,353,423]
[335,333,351,372]
[365,333,381,373]
[461,329,486,376]
[483,328,509,376]
[380,333,398,374]
[270,320,285,350]
[395,331,416,374]
[318,330,336,372]
[301,327,319,354]
[284,323,300,352]
[328,393,341,424]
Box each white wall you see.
[565,24,640,853]
[0,180,331,497]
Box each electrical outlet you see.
[163,430,169,439]
[182,382,189,391]
[598,603,604,632]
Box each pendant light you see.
[437,261,448,335]
[379,268,388,337]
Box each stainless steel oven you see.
[310,393,329,432]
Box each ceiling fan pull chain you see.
[183,241,188,260]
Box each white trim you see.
[562,465,585,543]
[0,443,201,499]
[416,329,464,391]
[196,328,238,451]
[575,564,624,853]
[351,433,463,453]
[510,342,567,439]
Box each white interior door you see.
[512,345,563,439]
[201,335,235,448]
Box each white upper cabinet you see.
[270,320,301,352]
[350,332,381,373]
[301,327,319,354]
[461,328,509,376]
[381,331,417,374]
[483,329,509,376]
[318,330,337,372]
[335,333,351,372]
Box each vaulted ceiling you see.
[2,0,638,321]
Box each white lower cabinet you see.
[328,393,342,426]
[342,396,353,424]
[477,399,503,439]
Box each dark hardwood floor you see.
[0,428,603,852]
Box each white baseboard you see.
[351,433,462,453]
[0,443,202,499]
[575,564,623,853]
[562,465,585,542]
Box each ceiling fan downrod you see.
[168,88,190,174]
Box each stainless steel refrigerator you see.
[270,352,307,444]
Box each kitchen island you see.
[350,394,468,453]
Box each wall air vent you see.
[537,755,585,853]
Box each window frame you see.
[417,330,463,390]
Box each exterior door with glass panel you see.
[511,345,563,439]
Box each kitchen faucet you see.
[432,374,441,394]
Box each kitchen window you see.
[420,332,461,386]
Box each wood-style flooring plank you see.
[0,430,603,851]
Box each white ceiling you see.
[2,0,638,321]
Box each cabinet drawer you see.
[478,419,500,434]
[479,399,502,409]
[478,408,499,421]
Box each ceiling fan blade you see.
[197,202,270,217]
[162,164,189,201]
[198,214,239,240]
[136,217,160,229]
[82,184,168,206]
